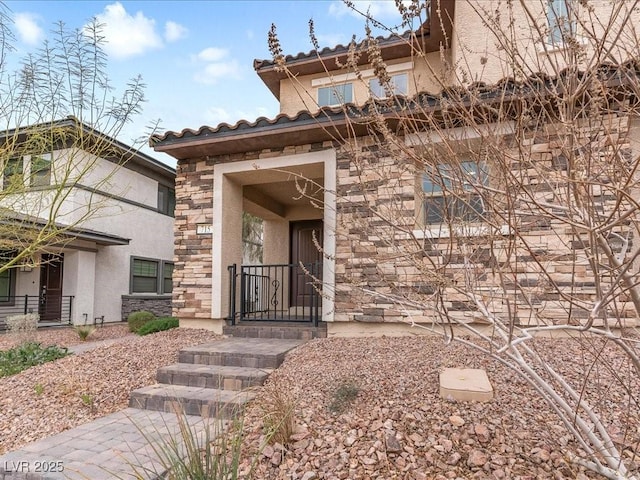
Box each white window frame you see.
[547,0,575,46]
[369,73,409,98]
[317,82,353,107]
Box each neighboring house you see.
[0,118,176,328]
[151,1,640,336]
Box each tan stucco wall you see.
[451,1,640,86]
[279,52,450,116]
[277,1,640,117]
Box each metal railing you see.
[0,295,74,330]
[227,263,321,325]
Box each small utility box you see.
[440,368,494,402]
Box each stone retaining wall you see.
[121,296,172,321]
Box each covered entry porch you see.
[212,150,335,328]
[227,220,323,325]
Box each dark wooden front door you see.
[39,254,64,321]
[290,220,323,307]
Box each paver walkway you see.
[0,408,220,480]
[0,332,311,480]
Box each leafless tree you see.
[270,1,640,478]
[0,9,152,273]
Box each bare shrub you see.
[6,313,39,345]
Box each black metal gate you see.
[227,263,321,325]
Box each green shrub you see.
[127,311,156,333]
[136,317,179,336]
[0,342,69,378]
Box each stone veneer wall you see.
[173,157,215,321]
[332,112,638,327]
[175,112,637,328]
[121,296,172,320]
[173,143,330,322]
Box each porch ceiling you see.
[229,163,324,220]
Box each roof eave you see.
[255,0,455,100]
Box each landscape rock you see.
[467,449,489,468]
[450,415,465,427]
[385,433,402,453]
[3,330,639,480]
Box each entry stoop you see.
[129,337,302,417]
[223,322,327,340]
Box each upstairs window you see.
[547,0,574,45]
[3,157,24,190]
[422,161,488,224]
[0,269,15,304]
[318,83,353,107]
[370,73,408,98]
[158,184,176,216]
[30,155,52,187]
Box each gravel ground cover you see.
[0,326,220,454]
[1,327,638,479]
[0,323,132,350]
[241,336,640,480]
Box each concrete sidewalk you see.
[66,335,137,355]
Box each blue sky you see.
[4,1,407,165]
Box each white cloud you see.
[205,106,231,125]
[328,1,407,20]
[192,47,242,85]
[195,47,229,63]
[165,21,187,42]
[14,12,44,46]
[194,60,241,85]
[238,107,271,120]
[93,2,162,60]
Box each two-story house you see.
[0,117,176,328]
[151,1,640,336]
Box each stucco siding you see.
[278,52,450,116]
[451,1,640,86]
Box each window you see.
[422,161,488,224]
[158,184,176,216]
[0,251,16,305]
[547,0,574,45]
[318,83,353,107]
[0,269,15,304]
[30,155,52,187]
[3,157,24,190]
[130,257,173,294]
[370,73,408,98]
[163,262,174,294]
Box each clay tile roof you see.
[150,60,639,160]
[253,28,420,72]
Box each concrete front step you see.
[129,384,256,418]
[157,363,270,390]
[178,337,302,368]
[223,323,327,340]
